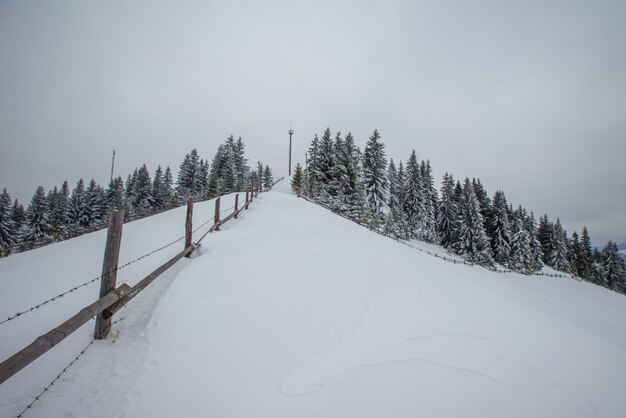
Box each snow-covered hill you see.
[1,184,625,417]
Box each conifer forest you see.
[293,127,625,294]
[0,135,273,257]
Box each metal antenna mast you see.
[288,121,294,176]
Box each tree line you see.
[291,127,625,294]
[0,135,273,257]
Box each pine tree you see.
[472,178,492,236]
[386,159,406,237]
[11,199,26,240]
[68,179,88,227]
[291,163,304,193]
[457,178,493,266]
[603,241,625,291]
[152,166,166,210]
[47,184,69,239]
[591,249,605,285]
[419,160,437,242]
[304,134,320,197]
[579,227,593,280]
[527,212,544,272]
[163,167,175,207]
[437,173,458,249]
[178,149,202,199]
[538,215,553,264]
[549,218,571,273]
[0,188,17,255]
[131,165,153,216]
[510,217,532,274]
[107,176,125,213]
[568,231,584,277]
[403,151,422,238]
[263,165,274,190]
[233,137,250,191]
[315,128,335,202]
[362,129,389,227]
[490,190,511,266]
[24,186,51,244]
[85,179,106,227]
[329,132,349,208]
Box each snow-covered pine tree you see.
[85,178,106,227]
[107,176,125,213]
[304,134,320,197]
[178,149,201,199]
[526,212,544,272]
[538,215,553,264]
[510,217,533,274]
[68,179,88,228]
[591,248,605,285]
[263,165,274,190]
[472,178,492,237]
[315,128,335,202]
[385,159,406,238]
[163,167,175,207]
[603,241,625,291]
[24,186,51,245]
[549,218,571,273]
[0,188,17,255]
[403,151,423,238]
[362,129,389,227]
[579,227,593,281]
[346,146,367,223]
[436,173,458,249]
[329,132,349,208]
[152,166,168,210]
[291,163,304,193]
[233,137,250,192]
[47,184,69,239]
[131,165,153,216]
[457,178,494,266]
[11,199,25,240]
[568,231,583,277]
[490,190,511,266]
[419,160,437,242]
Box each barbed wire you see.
[16,339,96,418]
[1,232,189,326]
[300,194,575,280]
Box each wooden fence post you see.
[95,209,125,340]
[245,191,249,208]
[184,198,193,257]
[214,196,221,231]
[234,194,239,218]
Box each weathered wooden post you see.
[95,209,125,340]
[234,194,239,219]
[245,191,249,209]
[214,196,221,231]
[184,198,193,257]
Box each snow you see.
[1,182,626,417]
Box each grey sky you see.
[1,0,625,245]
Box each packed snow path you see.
[2,183,626,417]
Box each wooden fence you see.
[0,187,262,387]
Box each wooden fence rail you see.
[0,190,263,387]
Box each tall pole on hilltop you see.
[110,150,116,183]
[288,121,294,176]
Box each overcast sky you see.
[1,0,625,245]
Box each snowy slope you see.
[2,184,626,417]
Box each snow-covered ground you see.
[1,182,625,417]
